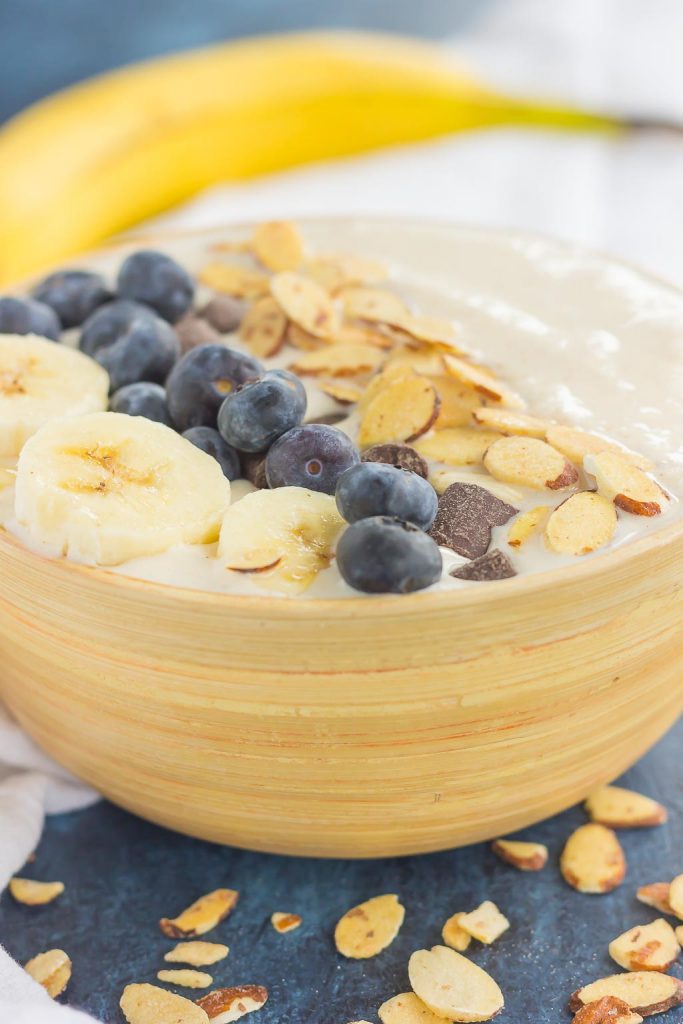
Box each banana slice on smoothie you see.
[15,412,231,565]
[0,334,109,457]
[218,487,345,594]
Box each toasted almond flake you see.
[252,221,303,272]
[386,349,449,377]
[199,263,270,299]
[359,376,440,449]
[160,889,239,939]
[572,996,643,1023]
[584,452,666,516]
[585,786,668,829]
[121,983,209,1024]
[286,322,330,350]
[608,918,680,972]
[333,321,395,349]
[357,365,414,412]
[379,991,453,1024]
[9,877,64,905]
[320,381,366,405]
[484,436,579,491]
[545,491,617,555]
[636,883,675,916]
[271,272,335,337]
[441,912,472,952]
[415,427,503,467]
[472,407,549,437]
[25,949,71,999]
[304,253,387,292]
[238,297,288,358]
[165,942,230,967]
[158,970,213,989]
[458,901,510,945]
[342,287,409,325]
[676,925,683,945]
[290,342,385,378]
[409,945,504,1022]
[431,377,483,429]
[569,972,683,1016]
[271,911,302,933]
[560,824,626,894]
[669,875,683,918]
[546,425,652,471]
[506,506,549,548]
[334,893,405,959]
[429,469,524,506]
[491,839,549,871]
[442,354,525,410]
[397,313,460,348]
[196,985,268,1022]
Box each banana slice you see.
[15,412,231,565]
[218,487,344,594]
[0,334,109,457]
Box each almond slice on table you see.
[608,918,680,972]
[379,991,455,1024]
[415,427,503,467]
[442,353,525,410]
[304,253,387,292]
[669,874,683,918]
[484,435,579,491]
[320,381,366,405]
[159,889,239,938]
[409,945,504,1022]
[341,286,410,325]
[24,949,72,999]
[636,883,675,917]
[585,786,668,829]
[491,839,549,871]
[271,271,336,337]
[358,376,440,449]
[472,407,549,438]
[572,996,643,1024]
[457,901,510,945]
[431,378,483,428]
[442,912,472,952]
[584,452,667,516]
[165,942,230,967]
[196,985,268,1022]
[290,342,385,378]
[121,983,210,1024]
[238,296,288,358]
[199,263,270,299]
[546,425,652,471]
[568,972,683,1017]
[158,970,213,989]
[252,220,303,272]
[271,911,302,933]
[9,877,64,905]
[334,893,405,959]
[506,506,549,548]
[545,492,617,555]
[560,824,626,894]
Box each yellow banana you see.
[0,31,619,285]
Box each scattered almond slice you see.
[359,376,440,449]
[415,427,503,467]
[238,297,288,358]
[441,912,472,952]
[507,506,549,548]
[430,469,524,506]
[121,983,209,1024]
[357,365,414,412]
[491,839,549,871]
[333,321,395,349]
[637,883,675,917]
[545,492,617,555]
[472,407,549,438]
[290,343,385,378]
[572,996,643,1023]
[585,786,668,829]
[320,381,366,405]
[569,972,683,1017]
[484,436,579,491]
[560,824,626,894]
[584,452,667,516]
[546,425,652,471]
[9,877,64,905]
[397,313,460,349]
[431,378,483,429]
[271,271,336,337]
[159,889,239,939]
[286,322,330,351]
[442,354,525,410]
[409,945,504,1022]
[199,263,270,299]
[158,970,213,989]
[208,240,251,255]
[669,875,683,918]
[252,220,303,272]
[379,991,454,1024]
[304,253,387,292]
[164,942,229,967]
[25,949,72,999]
[386,349,449,377]
[608,918,680,972]
[271,912,302,934]
[334,893,405,959]
[341,287,410,325]
[457,901,510,945]
[196,985,268,1022]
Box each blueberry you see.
[336,516,442,594]
[80,299,180,391]
[265,423,359,494]
[182,426,241,481]
[0,296,60,340]
[110,382,173,426]
[166,344,263,433]
[217,369,306,454]
[32,270,110,328]
[117,250,195,323]
[336,462,438,531]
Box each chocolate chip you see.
[362,443,429,479]
[450,548,517,581]
[175,314,222,354]
[429,482,517,559]
[241,451,268,489]
[200,296,247,333]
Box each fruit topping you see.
[336,516,442,594]
[110,381,173,426]
[32,269,110,328]
[265,423,359,493]
[0,295,61,340]
[117,249,195,322]
[429,482,518,559]
[80,299,180,391]
[167,345,263,433]
[183,427,241,481]
[218,369,306,454]
[336,462,438,530]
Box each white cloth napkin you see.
[2,0,682,1017]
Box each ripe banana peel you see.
[0,31,620,285]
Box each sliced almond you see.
[341,287,409,325]
[9,877,64,905]
[165,942,229,967]
[484,436,579,491]
[25,948,72,999]
[546,425,652,471]
[286,322,330,351]
[637,883,675,917]
[443,354,525,410]
[199,263,270,299]
[441,912,472,952]
[386,349,449,378]
[160,889,239,939]
[431,377,483,429]
[676,925,683,945]
[271,911,302,934]
[669,874,683,918]
[238,297,288,358]
[158,970,213,989]
[585,786,668,829]
[359,376,439,449]
[290,343,384,378]
[357,365,414,413]
[545,492,617,555]
[333,321,396,349]
[334,893,405,959]
[472,407,548,438]
[409,945,504,1022]
[320,381,365,405]
[121,983,209,1024]
[608,918,680,972]
[252,221,303,272]
[572,996,643,1023]
[379,991,454,1024]
[507,506,549,548]
[491,839,548,871]
[457,901,510,945]
[196,985,268,1022]
[560,824,626,894]
[304,253,387,293]
[397,313,459,348]
[584,452,666,516]
[271,271,335,338]
[415,427,503,467]
[569,972,683,1017]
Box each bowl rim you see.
[7,214,683,618]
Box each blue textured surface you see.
[0,719,681,1023]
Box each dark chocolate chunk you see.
[450,548,517,581]
[175,314,222,354]
[200,295,247,333]
[362,442,429,480]
[429,482,517,559]
[241,451,268,489]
